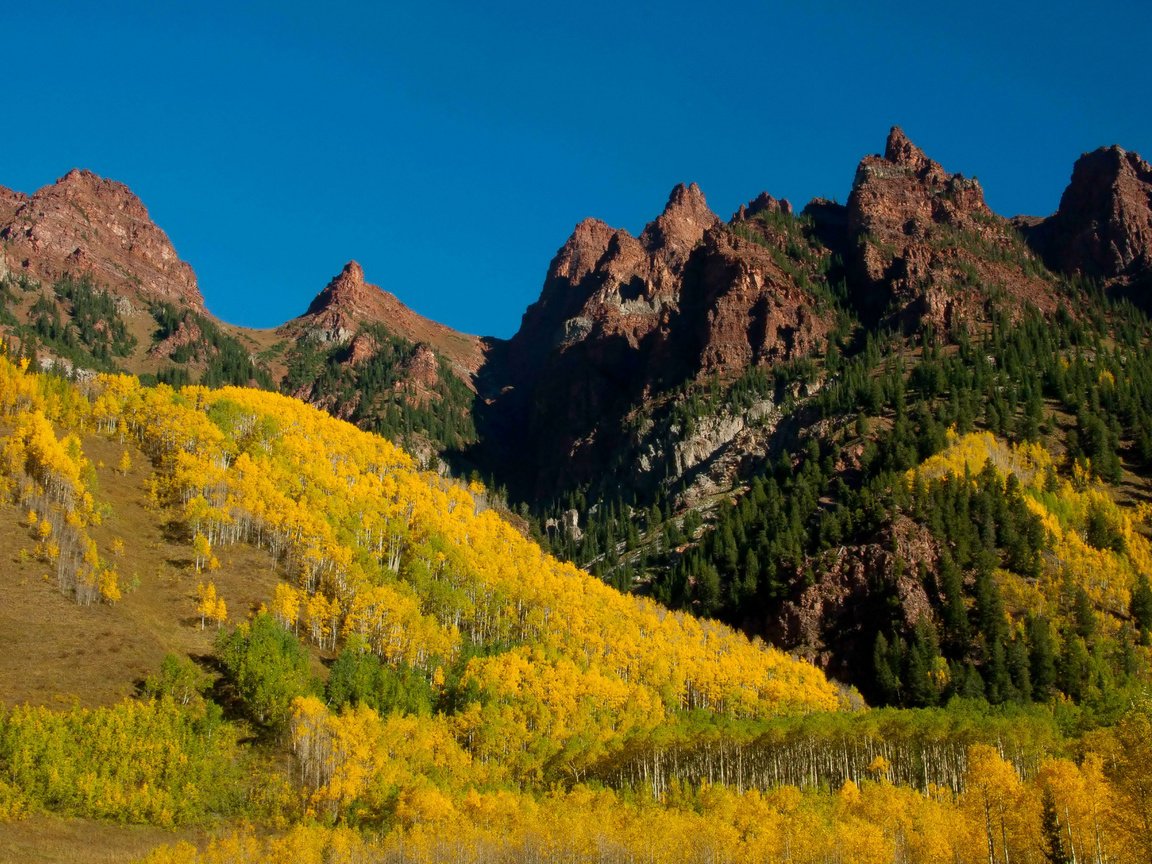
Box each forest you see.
[0,341,1150,863]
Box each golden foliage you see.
[911,429,1152,634]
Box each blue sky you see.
[6,2,1150,338]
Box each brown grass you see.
[0,429,284,708]
[0,816,204,864]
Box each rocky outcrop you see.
[1020,145,1152,282]
[691,224,830,375]
[0,187,27,225]
[765,517,939,682]
[284,260,486,382]
[0,169,205,311]
[147,316,205,361]
[846,127,1057,330]
[508,183,719,365]
[733,192,792,223]
[486,182,835,500]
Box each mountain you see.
[480,182,837,503]
[1018,144,1152,285]
[283,259,485,381]
[274,261,485,462]
[5,128,1152,706]
[842,126,1058,329]
[4,131,1152,864]
[480,128,1152,711]
[0,173,483,462]
[0,168,204,312]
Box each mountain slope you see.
[844,126,1058,329]
[481,183,840,503]
[2,358,1151,864]
[6,129,1152,709]
[0,169,204,313]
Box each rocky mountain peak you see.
[338,258,366,283]
[0,167,205,311]
[884,125,934,174]
[551,218,617,284]
[1028,145,1152,280]
[664,181,708,212]
[293,261,485,378]
[307,260,371,315]
[734,192,793,222]
[641,182,720,258]
[846,128,1048,329]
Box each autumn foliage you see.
[2,351,1152,863]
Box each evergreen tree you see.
[1132,573,1152,644]
[1040,787,1071,864]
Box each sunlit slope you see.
[0,354,840,771]
[912,429,1152,642]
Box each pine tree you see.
[1040,787,1071,864]
[1132,573,1152,644]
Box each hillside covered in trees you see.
[0,347,1151,863]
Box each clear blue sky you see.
[6,2,1150,338]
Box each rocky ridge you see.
[1019,145,1152,283]
[0,169,204,313]
[285,259,486,383]
[486,182,836,500]
[844,127,1057,330]
[6,128,1152,511]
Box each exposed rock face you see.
[765,517,939,682]
[1021,145,1152,281]
[690,228,829,374]
[508,183,719,364]
[285,260,486,382]
[486,182,834,500]
[846,127,1056,330]
[0,169,205,311]
[147,316,205,360]
[733,192,792,223]
[0,187,27,224]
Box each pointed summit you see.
[884,126,934,174]
[306,260,372,316]
[550,218,617,285]
[1030,145,1152,279]
[664,182,709,212]
[338,259,365,283]
[641,182,720,258]
[293,261,485,376]
[846,127,1035,329]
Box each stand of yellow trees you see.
[1,352,1150,863]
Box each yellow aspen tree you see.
[272,582,301,634]
[1110,706,1152,861]
[98,567,121,603]
[210,594,228,629]
[192,532,211,574]
[963,744,1028,864]
[196,582,218,630]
